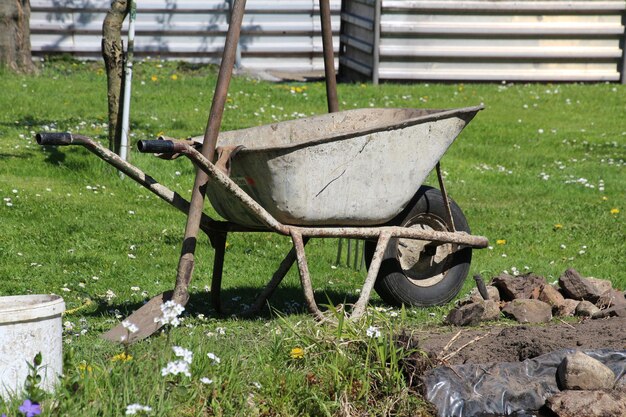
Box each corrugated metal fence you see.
[339,0,626,82]
[30,0,341,71]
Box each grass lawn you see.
[0,57,624,416]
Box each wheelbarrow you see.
[36,0,488,343]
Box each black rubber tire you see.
[364,186,472,307]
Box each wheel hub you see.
[397,215,455,287]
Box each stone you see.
[575,300,601,317]
[501,299,552,323]
[539,284,566,311]
[457,286,500,306]
[586,277,613,295]
[595,289,626,310]
[592,306,626,319]
[557,299,580,317]
[446,302,485,326]
[492,273,546,301]
[546,390,626,417]
[559,268,604,302]
[557,351,616,390]
[481,300,501,322]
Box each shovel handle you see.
[36,132,74,146]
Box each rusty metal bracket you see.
[436,162,456,233]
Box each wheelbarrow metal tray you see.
[203,106,483,228]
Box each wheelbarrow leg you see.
[290,230,326,321]
[239,237,310,316]
[350,231,391,319]
[209,232,228,314]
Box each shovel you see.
[102,0,248,343]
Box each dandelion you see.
[112,352,133,362]
[496,239,506,245]
[171,74,178,80]
[610,208,620,215]
[18,399,41,417]
[553,224,563,230]
[290,347,305,359]
[125,403,152,415]
[366,325,381,338]
[78,362,93,374]
[150,75,158,82]
[207,352,221,364]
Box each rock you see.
[539,284,566,311]
[595,289,626,310]
[481,300,501,322]
[446,302,485,326]
[575,300,601,317]
[457,286,500,306]
[592,306,626,319]
[501,299,552,323]
[586,277,613,295]
[492,273,546,301]
[557,351,616,390]
[546,390,626,417]
[559,268,605,302]
[557,299,580,317]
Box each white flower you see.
[207,352,221,364]
[252,382,262,389]
[154,300,185,327]
[125,403,152,415]
[105,289,117,301]
[161,360,191,377]
[366,326,381,338]
[200,377,213,384]
[122,320,139,334]
[173,346,193,364]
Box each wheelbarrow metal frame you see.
[37,132,488,324]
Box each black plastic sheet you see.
[424,349,626,417]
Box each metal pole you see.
[120,0,136,165]
[171,0,247,304]
[319,0,339,112]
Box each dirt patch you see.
[412,316,626,365]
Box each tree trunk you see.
[102,0,128,154]
[0,0,36,73]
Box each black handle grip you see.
[137,140,176,154]
[36,132,73,146]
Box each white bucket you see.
[0,294,65,399]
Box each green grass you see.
[0,58,624,416]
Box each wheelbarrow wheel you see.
[364,186,471,307]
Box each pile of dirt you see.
[402,316,626,417]
[412,316,626,366]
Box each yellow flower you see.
[151,75,158,82]
[290,347,305,359]
[111,352,133,362]
[553,224,563,230]
[610,208,620,215]
[78,362,93,375]
[171,74,178,80]
[602,196,608,201]
[496,239,506,245]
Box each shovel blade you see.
[101,291,181,344]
